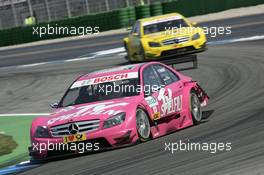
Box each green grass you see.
[0,115,38,168]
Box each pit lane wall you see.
[1,0,264,47]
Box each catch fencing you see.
[0,0,264,47]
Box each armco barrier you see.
[1,0,264,47]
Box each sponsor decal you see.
[153,112,161,120]
[71,72,138,89]
[63,133,87,144]
[143,16,182,26]
[47,102,128,125]
[158,88,182,116]
[53,106,75,114]
[93,73,128,84]
[91,65,137,75]
[145,96,158,108]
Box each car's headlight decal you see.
[192,33,200,40]
[35,126,50,138]
[148,42,161,47]
[103,112,126,129]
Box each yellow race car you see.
[124,13,207,62]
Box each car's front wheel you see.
[190,92,202,124]
[136,108,151,141]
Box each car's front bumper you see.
[144,41,207,60]
[29,125,138,159]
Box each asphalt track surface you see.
[0,14,264,175]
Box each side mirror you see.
[191,22,198,27]
[50,102,59,109]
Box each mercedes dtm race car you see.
[124,13,207,62]
[29,62,208,159]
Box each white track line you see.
[16,62,46,68]
[64,56,95,62]
[94,47,125,56]
[208,35,264,45]
[117,52,127,56]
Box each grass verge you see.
[0,115,40,168]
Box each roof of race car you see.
[69,63,147,89]
[139,13,183,24]
[78,63,145,80]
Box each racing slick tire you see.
[124,43,138,63]
[139,43,146,62]
[124,42,132,62]
[136,108,151,142]
[190,91,202,125]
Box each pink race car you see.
[29,62,208,159]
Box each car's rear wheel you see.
[136,108,151,141]
[139,43,146,62]
[190,92,202,124]
[124,43,132,61]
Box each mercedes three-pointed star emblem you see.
[68,123,79,135]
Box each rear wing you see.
[159,54,197,70]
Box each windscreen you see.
[60,78,139,107]
[143,18,188,35]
